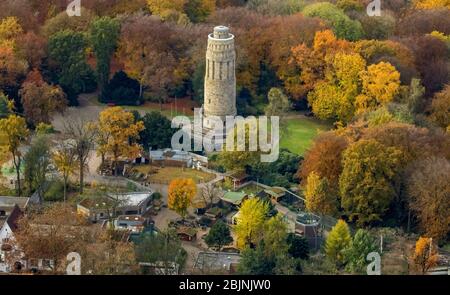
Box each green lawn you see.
[280,117,331,155]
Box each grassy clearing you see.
[133,165,215,184]
[280,117,331,155]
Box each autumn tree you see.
[299,131,348,188]
[0,16,23,48]
[13,203,89,274]
[340,139,403,226]
[0,46,28,97]
[290,30,351,99]
[410,35,449,97]
[168,178,197,219]
[407,157,450,242]
[362,122,450,164]
[16,32,47,70]
[19,70,68,126]
[82,228,137,275]
[42,8,96,37]
[235,197,270,249]
[304,172,338,217]
[95,107,144,176]
[118,15,188,100]
[414,0,450,9]
[147,0,187,17]
[325,219,351,266]
[89,17,121,94]
[204,220,233,250]
[356,62,401,114]
[308,52,366,123]
[0,115,29,196]
[412,237,439,274]
[53,141,77,202]
[429,84,450,129]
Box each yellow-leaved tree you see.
[304,172,338,217]
[325,219,351,266]
[0,115,29,196]
[308,52,366,123]
[94,107,144,176]
[414,0,450,9]
[234,198,270,249]
[168,178,197,219]
[356,62,400,114]
[53,141,77,202]
[0,16,23,48]
[147,0,187,21]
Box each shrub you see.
[44,180,65,202]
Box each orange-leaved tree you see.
[412,237,439,274]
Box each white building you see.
[0,205,23,272]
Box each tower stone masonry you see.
[204,26,237,123]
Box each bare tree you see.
[201,183,220,208]
[63,118,95,194]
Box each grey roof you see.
[0,196,30,209]
[194,252,241,271]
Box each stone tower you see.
[204,26,237,124]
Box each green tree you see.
[339,139,403,225]
[325,219,351,266]
[23,135,52,196]
[204,220,233,250]
[263,214,289,257]
[265,87,291,116]
[185,0,216,23]
[302,2,364,41]
[238,242,276,275]
[89,17,121,93]
[135,230,187,275]
[344,229,377,274]
[48,30,96,105]
[0,93,13,119]
[138,111,176,150]
[407,78,425,114]
[287,233,309,260]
